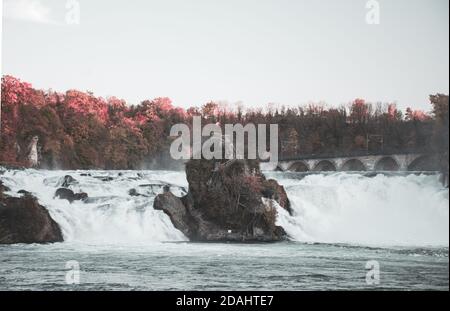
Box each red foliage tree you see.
[0,75,446,169]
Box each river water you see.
[0,169,448,290]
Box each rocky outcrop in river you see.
[0,181,63,245]
[154,159,292,242]
[53,175,89,203]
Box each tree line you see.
[0,75,448,170]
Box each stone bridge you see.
[261,153,440,172]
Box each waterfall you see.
[2,169,448,247]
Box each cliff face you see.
[154,159,292,242]
[0,181,63,245]
[27,136,40,168]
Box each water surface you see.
[0,169,448,290]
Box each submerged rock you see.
[261,179,293,215]
[18,190,32,196]
[154,158,291,242]
[83,196,118,204]
[57,175,78,188]
[128,188,150,197]
[0,180,11,198]
[0,182,63,244]
[55,188,88,203]
[138,183,187,196]
[93,176,114,182]
[74,192,89,201]
[129,189,140,197]
[154,192,196,238]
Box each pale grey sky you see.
[1,0,449,111]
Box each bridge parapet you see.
[261,153,439,172]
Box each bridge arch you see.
[288,161,309,172]
[314,160,337,172]
[375,157,400,171]
[341,159,366,171]
[408,155,439,171]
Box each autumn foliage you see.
[0,75,447,169]
[0,76,184,169]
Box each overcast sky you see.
[1,0,449,111]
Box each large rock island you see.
[154,158,292,242]
[0,181,63,245]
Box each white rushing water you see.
[1,169,448,247]
[273,173,449,247]
[1,170,189,244]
